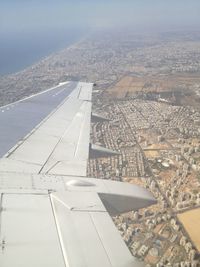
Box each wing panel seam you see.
[49,194,69,267]
[89,212,113,266]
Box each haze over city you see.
[1,1,200,267]
[1,0,200,75]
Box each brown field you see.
[178,208,200,251]
[144,150,160,158]
[107,73,200,100]
[108,76,144,98]
[146,143,171,150]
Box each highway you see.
[0,81,77,157]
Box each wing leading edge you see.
[0,82,156,267]
[0,82,92,176]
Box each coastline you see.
[0,33,91,107]
[0,31,88,78]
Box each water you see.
[0,28,85,76]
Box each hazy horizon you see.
[1,0,200,33]
[1,0,200,75]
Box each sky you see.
[1,0,200,34]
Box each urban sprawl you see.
[1,30,200,266]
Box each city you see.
[88,74,200,266]
[1,30,200,266]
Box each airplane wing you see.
[0,82,156,267]
[0,82,92,176]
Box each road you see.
[0,81,78,157]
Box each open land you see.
[178,209,200,252]
[107,74,200,107]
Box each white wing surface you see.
[0,82,156,267]
[0,82,92,176]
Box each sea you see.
[0,28,86,77]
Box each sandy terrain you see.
[144,150,160,158]
[107,74,200,102]
[178,208,200,251]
